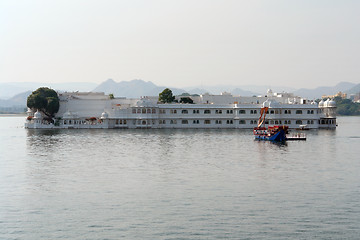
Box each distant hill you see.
[0,91,32,113]
[1,80,359,112]
[293,82,357,99]
[183,84,296,96]
[93,79,261,97]
[231,88,258,96]
[185,88,210,95]
[93,79,187,98]
[0,82,98,99]
[0,91,31,107]
[346,83,360,94]
[184,85,259,96]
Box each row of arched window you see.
[132,108,318,115]
[132,108,157,114]
[155,109,260,114]
[116,119,318,126]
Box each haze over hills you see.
[0,82,98,99]
[293,82,357,99]
[0,91,32,112]
[346,83,360,94]
[0,79,359,113]
[93,79,187,98]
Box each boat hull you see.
[254,129,287,142]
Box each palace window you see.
[296,120,303,124]
[193,120,199,124]
[270,110,274,114]
[215,120,222,124]
[152,109,156,114]
[181,109,188,114]
[204,120,211,124]
[159,109,166,114]
[226,110,233,114]
[193,110,200,114]
[132,109,136,114]
[204,110,211,114]
[170,109,177,114]
[226,120,233,124]
[137,109,141,113]
[116,119,126,125]
[215,110,222,114]
[170,120,177,124]
[182,120,188,124]
[307,110,314,114]
[147,109,151,114]
[239,120,245,124]
[239,110,246,114]
[296,110,303,114]
[250,110,257,114]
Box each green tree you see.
[159,88,175,103]
[27,87,60,117]
[334,96,360,116]
[109,93,114,99]
[180,97,194,104]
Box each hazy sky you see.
[1,0,359,88]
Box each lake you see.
[0,116,359,239]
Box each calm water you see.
[0,116,359,239]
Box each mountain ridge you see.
[1,80,359,113]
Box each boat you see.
[253,106,305,142]
[253,125,289,142]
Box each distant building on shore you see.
[322,91,347,100]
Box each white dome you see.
[319,99,325,107]
[328,99,336,107]
[101,111,109,119]
[34,110,42,119]
[324,98,331,107]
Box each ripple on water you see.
[0,117,360,239]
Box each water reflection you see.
[26,129,63,154]
[2,117,360,239]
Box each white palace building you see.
[25,90,337,129]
